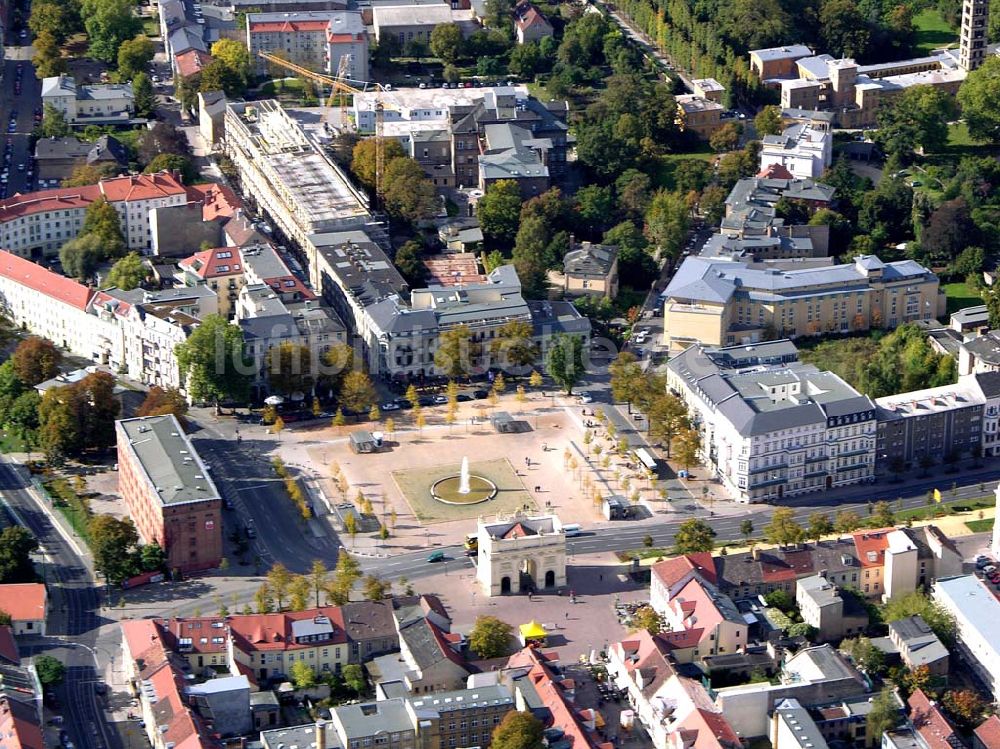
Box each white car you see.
[380,401,401,411]
[578,392,594,404]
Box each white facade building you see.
[759,124,832,179]
[476,514,566,596]
[932,575,1000,700]
[0,172,188,257]
[667,341,876,503]
[42,76,135,124]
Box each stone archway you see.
[519,558,537,592]
[545,570,555,588]
[501,576,511,594]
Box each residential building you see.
[0,585,47,637]
[907,690,965,749]
[118,297,200,390]
[771,699,830,749]
[229,610,351,682]
[675,94,724,139]
[650,570,747,659]
[235,283,347,394]
[246,11,368,79]
[198,91,228,146]
[932,575,1000,699]
[950,304,990,335]
[0,251,98,356]
[974,716,1000,749]
[34,134,128,182]
[116,415,223,573]
[186,676,252,737]
[759,124,832,179]
[178,247,246,318]
[478,123,550,197]
[888,616,949,677]
[0,696,44,749]
[550,240,619,299]
[749,44,814,80]
[513,1,552,44]
[476,513,566,596]
[330,700,417,749]
[795,574,868,642]
[662,255,943,351]
[41,76,134,124]
[422,252,486,286]
[666,341,877,503]
[352,86,526,133]
[407,685,514,749]
[714,645,868,738]
[120,618,214,749]
[222,100,379,266]
[606,630,678,747]
[369,596,471,694]
[691,78,725,103]
[504,647,613,749]
[957,329,1000,375]
[371,5,478,45]
[0,172,189,258]
[875,378,985,473]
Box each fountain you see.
[458,457,471,494]
[431,457,498,505]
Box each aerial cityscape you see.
[1,1,1000,749]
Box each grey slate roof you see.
[479,123,549,180]
[750,44,814,61]
[563,241,618,277]
[334,699,414,738]
[888,615,949,668]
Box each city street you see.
[0,50,43,198]
[0,459,120,749]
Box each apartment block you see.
[662,255,943,351]
[116,415,223,574]
[0,171,187,258]
[675,94,724,139]
[875,379,985,473]
[667,341,876,503]
[758,124,832,179]
[41,76,134,124]
[246,10,368,80]
[932,575,1000,700]
[795,575,867,642]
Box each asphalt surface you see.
[0,459,119,749]
[0,52,42,198]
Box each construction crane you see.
[257,51,391,200]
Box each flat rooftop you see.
[423,252,486,286]
[117,415,221,506]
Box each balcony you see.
[838,447,869,458]
[836,461,869,472]
[749,476,787,489]
[804,454,827,463]
[749,463,788,475]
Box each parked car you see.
[381,401,401,411]
[473,389,489,399]
[578,392,594,404]
[427,550,445,563]
[432,394,448,405]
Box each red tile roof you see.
[975,715,1000,749]
[185,183,242,221]
[99,171,187,202]
[0,185,101,222]
[512,648,611,749]
[675,709,741,749]
[908,690,962,749]
[758,163,795,180]
[162,616,230,654]
[853,529,893,568]
[179,248,243,280]
[0,584,45,624]
[514,1,550,31]
[608,630,676,696]
[327,32,363,42]
[0,626,18,665]
[651,553,717,593]
[250,20,329,32]
[175,49,213,79]
[228,607,348,652]
[668,578,724,641]
[0,252,94,310]
[0,698,44,749]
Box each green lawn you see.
[258,78,307,97]
[0,430,27,453]
[141,17,160,39]
[651,149,716,189]
[912,9,955,56]
[966,518,995,533]
[943,281,981,315]
[895,494,993,523]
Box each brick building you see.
[116,415,223,573]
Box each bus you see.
[633,447,658,472]
[464,534,478,555]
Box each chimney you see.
[316,719,327,749]
[751,546,760,561]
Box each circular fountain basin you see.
[431,475,498,505]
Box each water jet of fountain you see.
[458,457,471,494]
